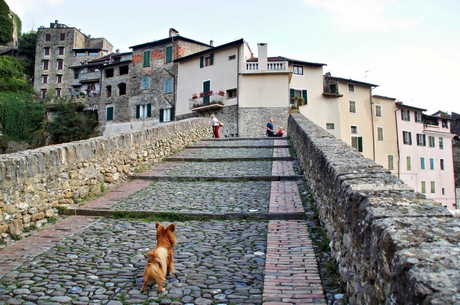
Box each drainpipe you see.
[370,88,376,161]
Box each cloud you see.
[304,0,419,32]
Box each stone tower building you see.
[33,20,113,99]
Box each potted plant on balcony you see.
[192,93,198,99]
[207,90,213,96]
[199,92,205,98]
[218,90,225,96]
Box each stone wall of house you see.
[288,114,459,305]
[239,107,290,137]
[0,118,210,242]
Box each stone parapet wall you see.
[288,114,459,305]
[0,118,210,240]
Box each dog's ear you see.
[156,222,162,229]
[166,224,175,232]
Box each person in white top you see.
[210,114,221,138]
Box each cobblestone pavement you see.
[0,137,327,305]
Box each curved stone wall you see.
[288,114,459,305]
[0,118,210,239]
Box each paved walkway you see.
[0,138,326,305]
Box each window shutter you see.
[290,89,295,100]
[135,105,140,118]
[170,107,175,121]
[302,90,308,104]
[106,107,113,121]
[165,45,173,63]
[143,51,150,67]
[159,109,164,122]
[200,56,204,68]
[358,137,363,152]
[210,53,214,65]
[147,103,152,117]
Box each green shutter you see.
[135,105,140,118]
[290,89,295,101]
[147,103,152,117]
[171,107,175,121]
[302,90,308,104]
[159,109,164,122]
[143,51,150,67]
[200,56,204,68]
[210,53,214,65]
[106,106,113,121]
[165,45,173,63]
[358,137,363,152]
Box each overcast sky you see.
[6,0,460,114]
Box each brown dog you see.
[140,222,177,292]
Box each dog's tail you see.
[153,247,168,276]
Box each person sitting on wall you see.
[266,118,275,137]
[275,127,284,137]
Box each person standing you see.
[210,114,220,138]
[266,118,275,137]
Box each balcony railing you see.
[189,93,224,111]
[79,71,101,82]
[244,61,288,72]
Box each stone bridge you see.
[0,115,458,305]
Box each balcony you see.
[243,60,289,73]
[79,71,101,83]
[189,93,224,111]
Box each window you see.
[56,88,61,98]
[348,84,355,92]
[74,69,80,79]
[165,45,173,63]
[439,137,444,149]
[164,79,173,94]
[420,157,425,170]
[430,181,436,193]
[351,136,363,152]
[105,68,114,78]
[200,53,214,68]
[42,75,48,84]
[57,60,64,70]
[421,181,426,193]
[45,33,51,41]
[143,50,151,67]
[377,127,384,141]
[440,159,445,170]
[57,75,62,83]
[430,158,434,170]
[43,60,49,70]
[40,89,47,99]
[388,155,394,170]
[160,108,173,122]
[75,51,86,57]
[442,188,445,195]
[406,156,411,170]
[58,47,65,55]
[416,134,426,146]
[403,131,412,145]
[293,65,304,75]
[428,136,435,148]
[136,104,152,118]
[106,85,112,97]
[44,47,50,56]
[119,65,129,75]
[228,55,236,60]
[442,119,448,128]
[141,76,150,90]
[106,106,114,121]
[226,88,237,98]
[326,123,335,130]
[88,51,99,56]
[60,33,66,41]
[351,125,358,134]
[415,111,422,122]
[401,109,410,121]
[349,100,356,113]
[118,83,127,95]
[375,105,382,117]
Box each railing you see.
[79,71,101,82]
[189,93,224,110]
[245,61,288,72]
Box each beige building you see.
[34,20,113,99]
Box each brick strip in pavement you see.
[0,216,98,278]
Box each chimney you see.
[258,43,268,70]
[169,28,179,37]
[210,40,214,47]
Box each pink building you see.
[396,103,456,210]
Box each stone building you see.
[34,20,113,99]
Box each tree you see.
[18,31,37,80]
[0,0,13,44]
[0,56,31,92]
